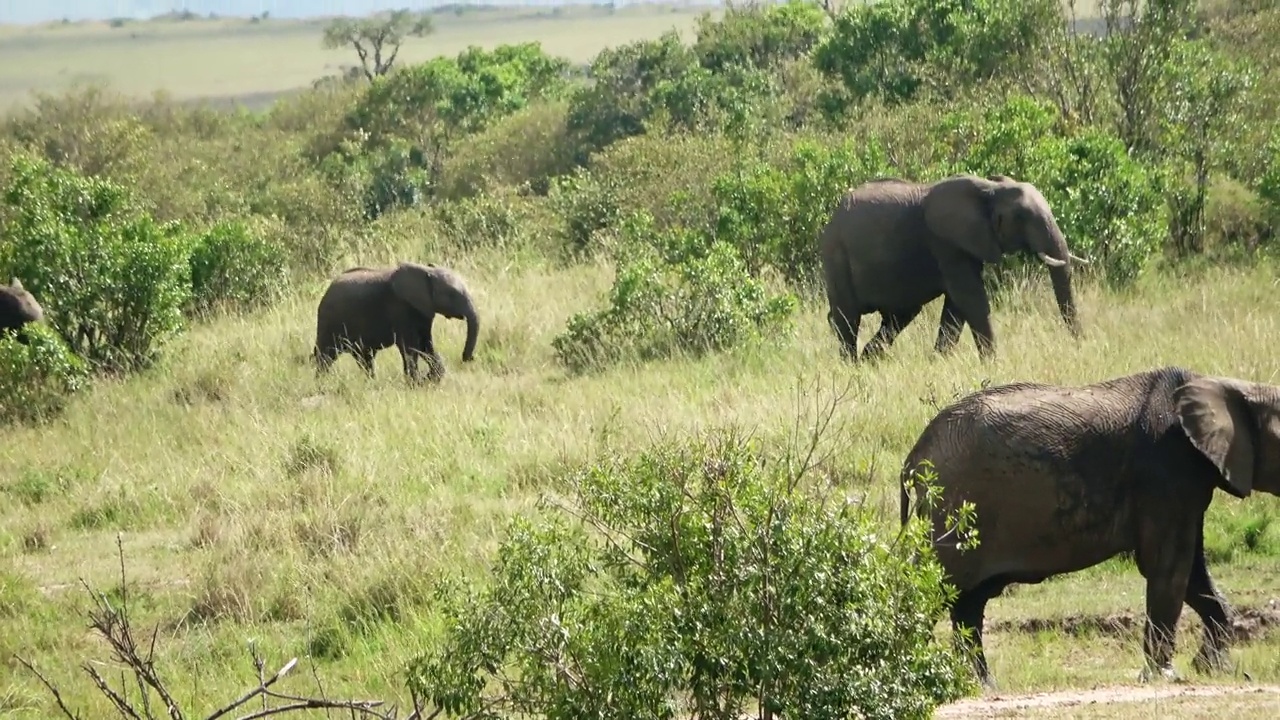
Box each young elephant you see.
[900,366,1280,687]
[313,262,479,382]
[0,277,44,343]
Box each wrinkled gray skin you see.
[0,277,44,344]
[313,262,479,382]
[900,367,1280,687]
[819,174,1087,362]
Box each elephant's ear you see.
[923,178,1003,264]
[10,278,22,291]
[1175,376,1256,498]
[388,263,438,318]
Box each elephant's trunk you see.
[461,305,479,362]
[1035,218,1082,339]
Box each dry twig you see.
[16,533,426,720]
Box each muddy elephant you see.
[819,174,1088,362]
[899,366,1280,687]
[313,262,479,382]
[0,277,44,344]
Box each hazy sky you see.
[0,0,722,26]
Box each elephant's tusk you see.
[1068,252,1091,265]
[1037,252,1068,267]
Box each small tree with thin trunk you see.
[322,9,434,81]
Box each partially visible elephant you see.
[313,262,479,382]
[818,174,1088,362]
[899,366,1280,687]
[0,277,44,344]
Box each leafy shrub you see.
[940,95,1166,287]
[814,0,1061,109]
[187,219,289,317]
[432,187,560,255]
[438,100,577,199]
[408,429,976,719]
[1258,128,1280,218]
[0,323,89,426]
[325,42,572,216]
[647,62,780,136]
[0,154,193,372]
[549,133,744,258]
[565,31,698,162]
[552,213,797,373]
[692,0,832,72]
[1202,176,1271,251]
[1052,130,1168,286]
[710,135,893,287]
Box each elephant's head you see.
[925,175,1087,339]
[1175,375,1280,500]
[390,263,479,362]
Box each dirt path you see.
[935,683,1280,717]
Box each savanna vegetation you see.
[3,0,1280,717]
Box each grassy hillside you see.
[2,0,1280,717]
[0,5,714,110]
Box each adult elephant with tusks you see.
[900,366,1280,688]
[818,174,1089,362]
[313,262,479,383]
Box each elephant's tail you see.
[898,459,917,528]
[899,469,910,528]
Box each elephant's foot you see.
[1192,644,1232,675]
[423,354,446,383]
[1138,663,1185,684]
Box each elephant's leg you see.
[1135,530,1196,681]
[938,256,995,359]
[950,578,1007,688]
[397,335,421,382]
[827,307,861,361]
[313,343,337,375]
[862,306,923,362]
[1185,533,1234,674]
[934,296,967,355]
[823,256,862,361]
[354,347,377,378]
[418,317,445,381]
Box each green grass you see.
[2,246,1280,717]
[0,5,716,110]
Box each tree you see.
[321,9,434,81]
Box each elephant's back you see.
[316,270,394,330]
[0,287,43,327]
[906,382,1143,589]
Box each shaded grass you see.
[0,5,715,110]
[2,252,1280,716]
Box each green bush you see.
[0,323,89,426]
[692,0,832,72]
[187,219,289,317]
[549,133,745,259]
[710,135,893,287]
[432,188,560,256]
[408,429,976,719]
[438,100,577,199]
[0,154,194,372]
[565,31,698,162]
[939,95,1166,287]
[815,0,1062,110]
[1258,128,1280,217]
[552,213,797,374]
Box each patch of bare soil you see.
[934,683,1280,718]
[988,599,1280,642]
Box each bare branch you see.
[205,658,298,720]
[15,656,82,720]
